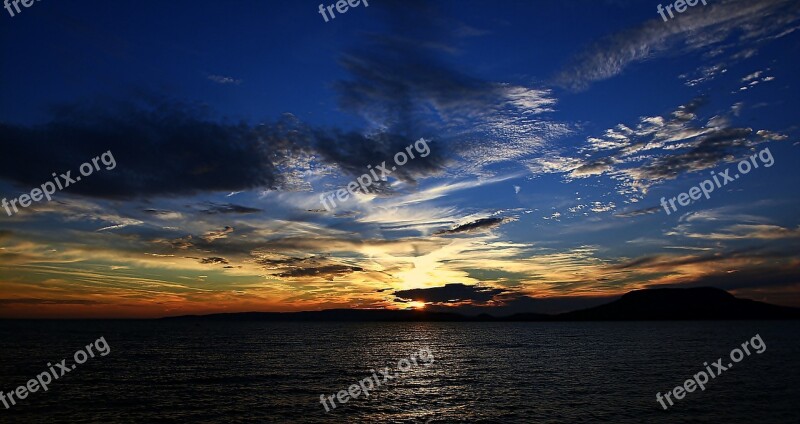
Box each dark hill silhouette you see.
[162,287,800,321]
[554,287,800,321]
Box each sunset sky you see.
[1,0,799,318]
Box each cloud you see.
[143,209,184,220]
[742,71,765,82]
[434,217,515,235]
[0,98,451,201]
[199,257,229,265]
[734,69,775,92]
[202,226,234,243]
[570,157,616,178]
[647,264,800,293]
[630,127,753,180]
[161,234,195,250]
[276,264,364,279]
[333,0,569,178]
[248,250,372,281]
[678,207,775,224]
[198,203,262,215]
[612,246,795,271]
[556,0,800,90]
[540,97,787,198]
[0,0,568,209]
[680,64,727,87]
[96,219,144,232]
[312,131,448,185]
[34,199,147,232]
[254,254,321,269]
[393,283,505,303]
[614,206,662,218]
[208,74,241,85]
[676,224,800,240]
[0,99,289,199]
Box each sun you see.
[408,301,427,309]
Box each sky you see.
[0,0,799,318]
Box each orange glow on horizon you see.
[408,301,427,309]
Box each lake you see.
[0,321,798,423]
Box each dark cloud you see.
[0,99,294,199]
[159,235,195,250]
[276,264,364,279]
[335,0,482,136]
[636,127,753,180]
[569,157,616,177]
[198,202,262,215]
[253,254,327,269]
[394,283,505,303]
[333,211,360,218]
[566,97,782,194]
[435,217,514,235]
[312,130,447,184]
[0,97,449,200]
[199,257,229,265]
[143,208,179,216]
[202,226,234,243]
[0,0,538,201]
[329,0,558,177]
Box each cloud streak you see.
[556,0,800,90]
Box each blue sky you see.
[1,0,799,318]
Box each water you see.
[0,321,798,423]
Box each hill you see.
[553,287,800,321]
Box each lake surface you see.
[0,321,798,423]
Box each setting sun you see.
[409,301,427,309]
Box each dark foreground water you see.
[0,321,798,423]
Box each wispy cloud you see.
[556,0,800,90]
[527,97,787,200]
[208,74,242,85]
